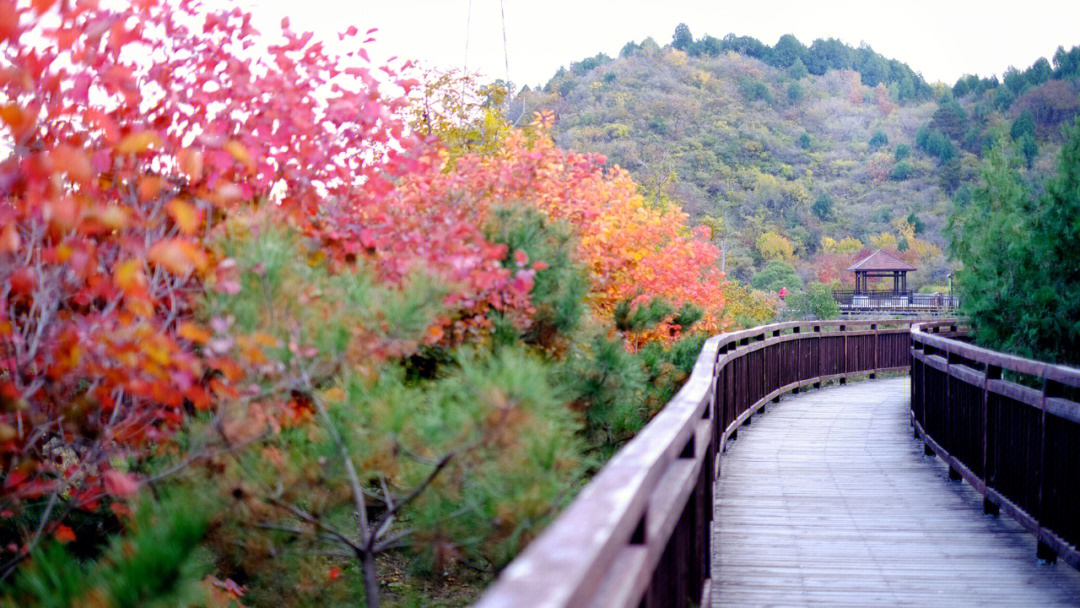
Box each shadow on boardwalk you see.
[712,377,1080,607]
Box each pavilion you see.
[847,249,917,294]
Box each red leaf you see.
[0,223,18,253]
[4,470,27,489]
[103,470,138,498]
[8,268,36,295]
[54,524,76,544]
[166,199,203,235]
[0,1,19,42]
[148,239,208,276]
[116,130,162,155]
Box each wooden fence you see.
[832,290,960,311]
[911,321,1080,568]
[475,319,926,608]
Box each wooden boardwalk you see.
[712,377,1080,607]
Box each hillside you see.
[513,30,1080,296]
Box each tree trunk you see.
[363,549,379,608]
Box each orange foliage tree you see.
[426,122,727,345]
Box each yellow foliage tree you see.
[403,66,521,161]
[821,236,864,255]
[893,219,942,261]
[756,231,795,262]
[869,232,898,250]
[663,49,688,67]
[721,282,777,328]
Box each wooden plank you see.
[712,378,1080,607]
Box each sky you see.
[233,0,1080,90]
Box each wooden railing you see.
[911,321,1080,569]
[475,319,929,608]
[832,290,959,310]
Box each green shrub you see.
[812,193,834,220]
[890,161,913,180]
[3,494,212,608]
[751,260,803,293]
[784,282,840,320]
[787,81,804,101]
[485,206,589,349]
[869,130,888,149]
[739,77,772,103]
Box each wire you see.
[500,0,509,86]
[463,0,473,72]
[462,0,473,108]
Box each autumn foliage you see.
[0,0,727,605]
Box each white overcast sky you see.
[234,0,1080,89]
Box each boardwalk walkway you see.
[712,377,1080,607]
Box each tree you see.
[785,283,840,320]
[931,98,968,141]
[739,77,773,103]
[1012,80,1080,135]
[772,34,806,69]
[821,236,864,255]
[751,260,803,293]
[1011,110,1036,141]
[939,157,963,193]
[812,193,834,219]
[916,126,957,164]
[799,132,813,150]
[1026,57,1052,87]
[869,130,888,149]
[1019,134,1039,169]
[890,161,914,180]
[788,57,809,80]
[895,143,911,161]
[948,117,1080,366]
[756,231,795,262]
[787,81,804,101]
[869,232,899,250]
[906,212,926,235]
[672,23,693,51]
[697,35,723,57]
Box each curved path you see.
[711,377,1080,607]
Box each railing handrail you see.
[476,318,940,608]
[911,322,1080,388]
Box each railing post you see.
[771,329,781,403]
[792,325,801,394]
[910,327,919,438]
[1036,379,1059,563]
[813,324,822,389]
[944,349,961,480]
[982,364,1001,516]
[839,324,847,385]
[870,322,878,380]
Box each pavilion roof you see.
[847,249,917,272]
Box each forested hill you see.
[512,28,1080,294]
